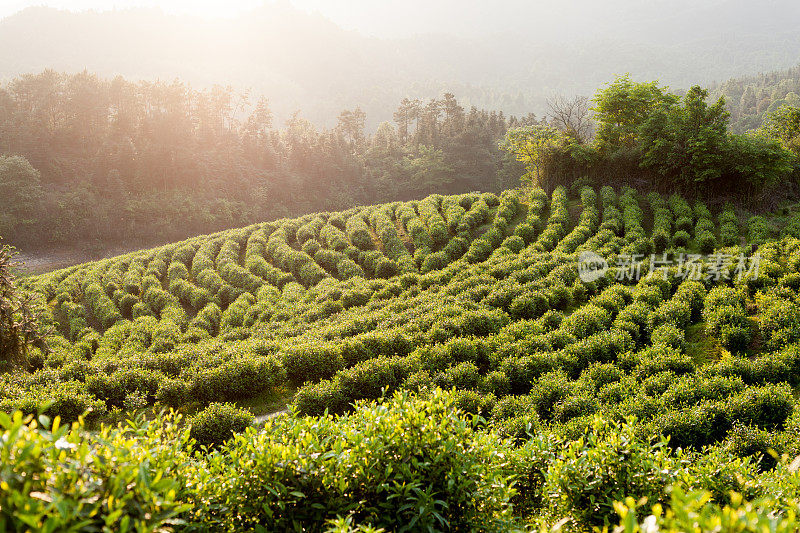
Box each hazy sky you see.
[0,0,729,39]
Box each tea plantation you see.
[6,186,800,531]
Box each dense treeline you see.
[504,75,799,203]
[0,70,527,248]
[713,63,800,133]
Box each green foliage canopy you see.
[0,155,43,236]
[591,75,677,151]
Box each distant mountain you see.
[2,2,800,127]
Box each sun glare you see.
[3,0,268,19]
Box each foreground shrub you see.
[613,483,800,533]
[544,416,677,529]
[189,402,253,448]
[190,389,518,531]
[0,411,191,531]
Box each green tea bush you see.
[696,230,717,253]
[83,282,122,329]
[458,198,491,232]
[669,194,693,228]
[189,302,222,335]
[345,214,373,250]
[189,355,285,403]
[189,402,253,448]
[282,343,344,385]
[192,389,518,531]
[726,384,793,430]
[659,401,730,449]
[635,346,695,378]
[783,211,800,238]
[509,291,549,319]
[719,208,740,246]
[421,250,450,273]
[0,411,191,531]
[748,215,771,244]
[661,374,745,408]
[561,304,611,339]
[651,323,685,349]
[442,196,467,233]
[672,229,690,247]
[501,354,556,394]
[533,186,569,252]
[296,356,419,415]
[86,368,162,409]
[544,416,677,528]
[649,192,673,252]
[296,217,324,245]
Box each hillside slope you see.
[5,185,799,422]
[7,185,800,528]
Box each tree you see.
[0,241,48,368]
[638,86,729,186]
[415,98,443,147]
[336,107,366,147]
[393,98,421,144]
[440,93,465,137]
[721,134,792,193]
[639,86,791,194]
[547,95,594,143]
[761,105,800,157]
[591,75,677,151]
[501,125,565,189]
[402,145,454,195]
[0,155,43,237]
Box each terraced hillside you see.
[5,186,800,422]
[7,185,800,530]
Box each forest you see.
[714,63,800,133]
[0,70,525,249]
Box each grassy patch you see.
[685,322,720,365]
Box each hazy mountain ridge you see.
[1,2,800,127]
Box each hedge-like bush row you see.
[244,229,294,289]
[619,187,650,256]
[456,197,491,233]
[217,240,263,294]
[754,290,800,351]
[418,195,450,247]
[782,211,800,238]
[442,195,467,233]
[83,282,122,330]
[369,207,415,271]
[532,186,569,252]
[196,269,243,307]
[694,201,718,254]
[719,207,740,247]
[345,212,374,250]
[319,223,349,252]
[579,187,624,256]
[648,192,673,253]
[557,187,598,253]
[190,238,223,279]
[668,194,694,234]
[648,280,706,333]
[296,216,324,245]
[267,227,328,287]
